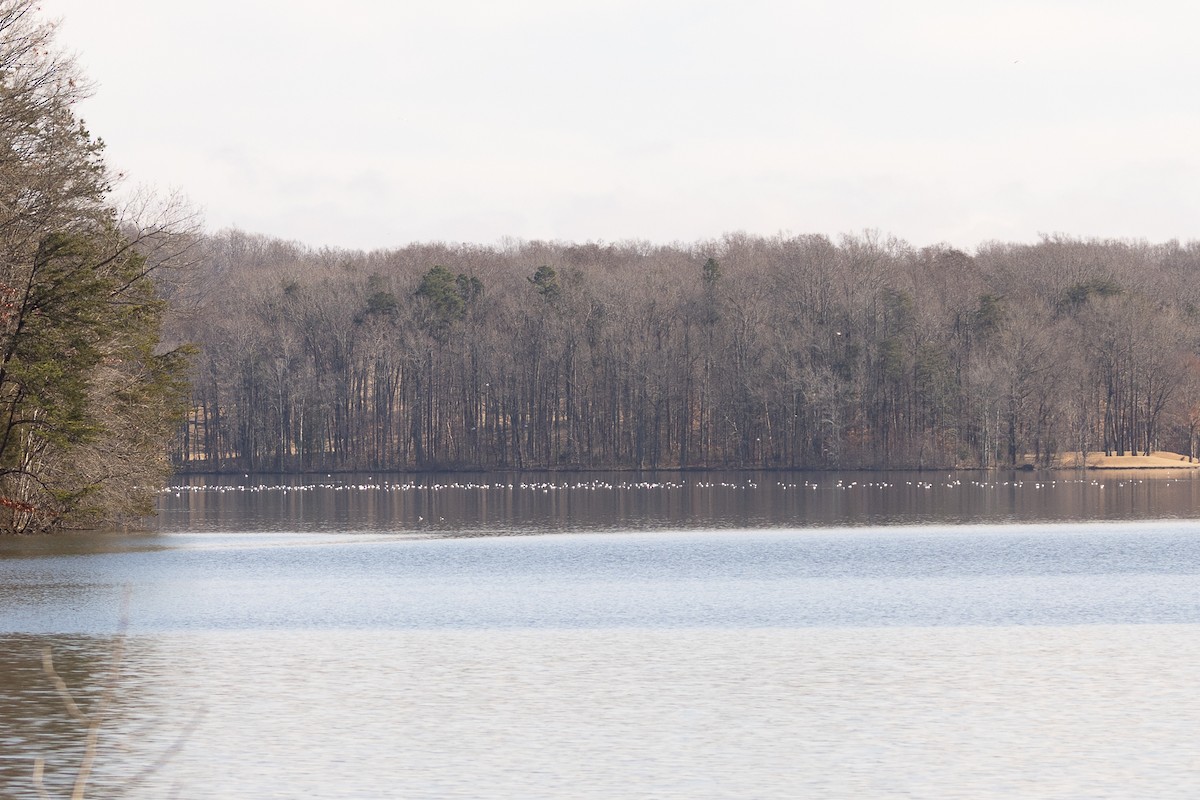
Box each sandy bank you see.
[1053,451,1200,469]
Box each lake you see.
[1,469,1199,798]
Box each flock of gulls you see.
[158,475,1195,498]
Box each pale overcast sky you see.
[40,0,1200,251]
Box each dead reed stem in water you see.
[34,589,129,800]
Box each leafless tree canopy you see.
[171,229,1200,472]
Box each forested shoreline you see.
[0,3,1198,534]
[0,1,191,533]
[170,230,1200,474]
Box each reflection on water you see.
[2,628,1199,799]
[0,635,121,799]
[3,471,1200,796]
[155,468,1200,534]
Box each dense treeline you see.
[171,229,1200,473]
[0,1,192,532]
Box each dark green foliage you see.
[702,257,721,288]
[365,290,399,317]
[972,293,1004,338]
[456,273,483,303]
[1058,278,1122,315]
[528,265,560,300]
[878,337,906,383]
[0,227,191,532]
[415,265,482,339]
[358,274,399,319]
[416,265,462,312]
[5,235,116,450]
[0,3,191,532]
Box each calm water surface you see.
[1,469,1199,798]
